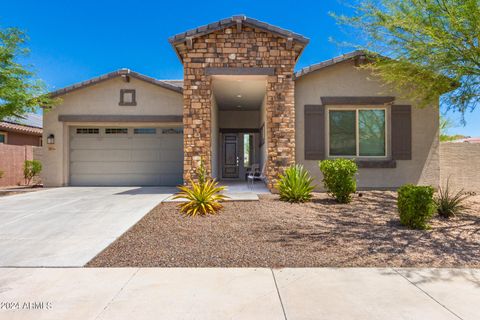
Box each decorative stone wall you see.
[178,25,303,190]
[440,142,480,192]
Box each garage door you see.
[69,126,183,186]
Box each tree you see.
[23,160,42,185]
[333,0,480,120]
[439,115,467,141]
[0,27,58,120]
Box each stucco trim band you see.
[356,160,397,168]
[58,115,183,123]
[320,96,395,105]
[205,67,276,76]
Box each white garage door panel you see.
[131,150,161,161]
[71,149,133,162]
[71,161,182,174]
[70,174,182,186]
[70,137,132,150]
[69,127,183,186]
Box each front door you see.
[222,134,239,178]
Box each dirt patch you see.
[87,192,480,268]
[0,186,43,197]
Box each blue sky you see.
[1,0,478,136]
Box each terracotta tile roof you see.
[0,121,43,135]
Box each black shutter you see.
[304,105,325,160]
[391,105,412,160]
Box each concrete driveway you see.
[0,187,175,267]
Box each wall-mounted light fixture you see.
[47,134,55,144]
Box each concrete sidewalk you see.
[0,268,478,320]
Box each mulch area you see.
[87,192,480,268]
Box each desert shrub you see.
[277,164,315,203]
[319,159,358,203]
[397,184,436,230]
[23,160,42,185]
[0,170,3,179]
[173,159,227,216]
[435,179,472,218]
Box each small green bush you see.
[319,159,358,203]
[435,179,472,218]
[398,184,436,230]
[0,170,3,179]
[277,164,315,203]
[24,160,42,185]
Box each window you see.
[162,128,183,134]
[328,109,386,157]
[134,128,156,134]
[243,133,254,168]
[76,128,99,134]
[0,133,6,143]
[119,89,136,106]
[105,128,128,134]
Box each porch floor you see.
[219,180,270,194]
[163,180,270,202]
[220,180,270,201]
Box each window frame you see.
[105,128,129,135]
[326,106,388,159]
[0,132,7,144]
[134,128,157,135]
[76,128,100,135]
[119,89,137,106]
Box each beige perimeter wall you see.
[295,60,440,189]
[42,76,183,187]
[440,143,480,192]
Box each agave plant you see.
[277,164,315,203]
[435,178,472,218]
[173,160,228,216]
[174,179,228,216]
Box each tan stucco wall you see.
[295,60,440,189]
[440,143,480,192]
[2,131,42,146]
[42,76,183,186]
[211,96,219,179]
[259,96,268,169]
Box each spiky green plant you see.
[174,179,228,216]
[173,159,228,216]
[277,164,315,203]
[435,179,472,218]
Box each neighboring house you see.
[451,137,480,143]
[42,16,444,190]
[0,113,43,146]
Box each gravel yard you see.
[87,192,480,268]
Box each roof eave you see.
[47,69,183,102]
[294,50,368,79]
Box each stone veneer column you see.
[265,74,296,190]
[182,70,212,182]
[179,26,301,190]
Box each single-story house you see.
[42,15,441,190]
[0,113,43,146]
